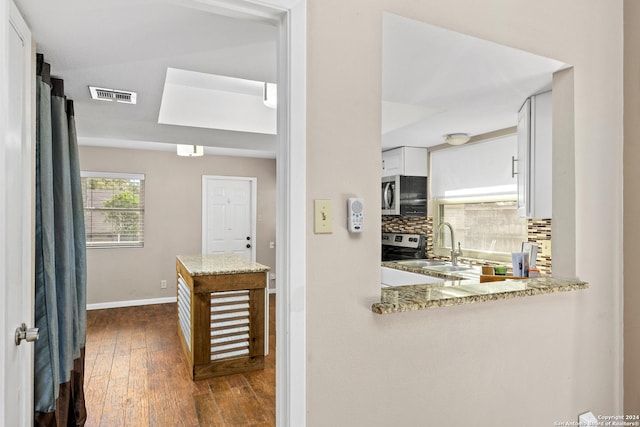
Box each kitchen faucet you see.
[436,222,462,266]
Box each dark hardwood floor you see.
[84,294,276,427]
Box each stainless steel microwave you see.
[381,175,427,216]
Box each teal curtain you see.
[34,53,87,427]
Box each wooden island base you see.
[176,254,270,380]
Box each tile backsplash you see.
[382,216,553,276]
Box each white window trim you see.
[433,195,525,263]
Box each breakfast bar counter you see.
[176,254,270,380]
[373,261,588,314]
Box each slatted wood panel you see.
[176,259,266,380]
[84,295,276,426]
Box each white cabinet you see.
[431,134,516,199]
[516,91,552,218]
[382,147,428,177]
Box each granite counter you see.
[372,261,588,315]
[177,253,270,277]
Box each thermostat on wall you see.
[347,198,364,233]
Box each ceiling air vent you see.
[89,86,137,104]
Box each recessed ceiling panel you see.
[158,68,276,135]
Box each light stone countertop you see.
[372,261,588,314]
[177,253,270,277]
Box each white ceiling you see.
[14,3,567,157]
[15,0,279,158]
[382,13,566,149]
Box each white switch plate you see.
[160,279,167,289]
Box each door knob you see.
[246,244,251,249]
[15,323,39,346]
[246,236,251,240]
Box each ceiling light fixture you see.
[444,133,470,146]
[176,144,204,157]
[263,82,277,109]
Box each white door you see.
[202,176,257,261]
[1,2,34,426]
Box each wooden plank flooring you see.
[84,294,276,427]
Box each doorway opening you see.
[10,0,306,425]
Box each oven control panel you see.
[381,233,423,248]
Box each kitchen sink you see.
[393,259,446,268]
[426,265,473,273]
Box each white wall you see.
[305,0,623,425]
[79,146,277,305]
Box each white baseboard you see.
[86,296,177,311]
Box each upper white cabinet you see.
[431,134,517,199]
[516,91,552,218]
[382,147,428,177]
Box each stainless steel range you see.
[381,232,427,261]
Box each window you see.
[433,197,528,262]
[81,172,145,248]
[430,134,528,262]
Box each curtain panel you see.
[34,53,87,427]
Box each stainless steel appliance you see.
[381,175,427,216]
[381,232,426,261]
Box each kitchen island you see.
[373,261,588,314]
[176,253,270,380]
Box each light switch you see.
[314,200,333,234]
